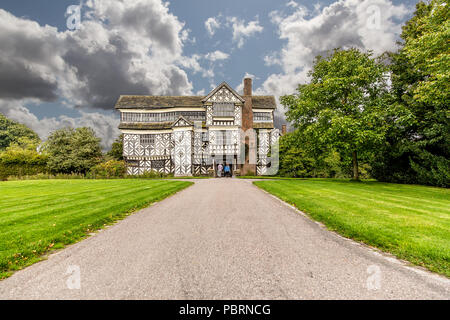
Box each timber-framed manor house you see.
[115,78,280,176]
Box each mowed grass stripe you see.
[0,180,155,207]
[0,181,176,223]
[0,179,192,279]
[303,179,449,202]
[254,179,450,277]
[1,182,185,243]
[276,181,450,218]
[301,180,449,206]
[317,185,450,213]
[293,187,449,225]
[0,181,181,231]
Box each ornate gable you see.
[172,116,193,128]
[202,82,245,104]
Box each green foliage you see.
[282,48,389,180]
[0,138,48,180]
[127,170,175,179]
[279,132,315,177]
[0,113,40,151]
[43,127,102,174]
[89,160,126,179]
[278,131,348,178]
[372,0,449,187]
[107,134,124,161]
[6,173,86,181]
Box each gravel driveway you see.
[0,178,448,299]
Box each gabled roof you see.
[202,82,245,103]
[172,116,193,128]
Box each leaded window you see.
[253,112,272,122]
[140,134,155,146]
[215,131,233,145]
[213,103,234,117]
[121,111,205,123]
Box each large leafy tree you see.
[43,127,102,174]
[281,48,389,179]
[279,131,346,178]
[107,134,124,161]
[0,113,40,150]
[373,0,449,186]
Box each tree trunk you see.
[352,151,359,180]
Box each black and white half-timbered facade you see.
[115,78,279,176]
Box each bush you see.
[88,160,126,179]
[7,173,86,181]
[0,142,48,180]
[126,170,174,179]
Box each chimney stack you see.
[244,78,252,96]
[241,77,256,175]
[282,125,287,136]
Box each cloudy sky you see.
[0,0,418,149]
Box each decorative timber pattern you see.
[124,133,173,157]
[117,80,277,176]
[234,105,242,126]
[207,87,242,103]
[209,130,240,155]
[206,105,213,126]
[172,116,193,128]
[124,133,174,174]
[174,130,193,176]
[257,130,270,175]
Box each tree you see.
[107,134,124,160]
[43,127,102,174]
[281,48,389,180]
[278,131,346,178]
[279,132,315,177]
[0,113,40,150]
[372,0,449,187]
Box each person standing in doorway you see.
[224,164,231,177]
[217,163,223,178]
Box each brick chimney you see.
[242,77,253,131]
[241,77,256,175]
[282,124,287,135]
[244,78,252,96]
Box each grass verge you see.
[0,179,192,279]
[254,179,450,277]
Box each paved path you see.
[0,179,449,299]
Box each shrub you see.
[0,141,48,180]
[126,170,174,179]
[88,160,126,179]
[7,173,86,181]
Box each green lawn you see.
[0,179,192,279]
[254,179,450,277]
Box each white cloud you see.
[0,0,202,147]
[205,50,230,61]
[0,100,120,149]
[259,0,411,123]
[286,1,299,8]
[227,16,264,48]
[205,16,221,36]
[0,0,197,111]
